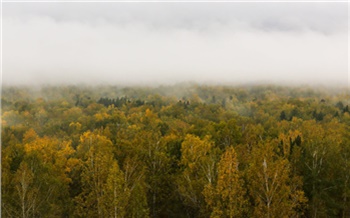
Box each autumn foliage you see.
[2,84,350,217]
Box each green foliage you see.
[2,84,349,217]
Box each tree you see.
[74,131,116,218]
[247,140,307,218]
[177,134,219,216]
[280,111,287,121]
[103,161,130,218]
[300,120,343,217]
[14,162,38,218]
[204,147,247,218]
[212,119,241,150]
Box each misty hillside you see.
[2,84,350,217]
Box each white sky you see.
[2,2,348,86]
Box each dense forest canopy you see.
[1,84,350,218]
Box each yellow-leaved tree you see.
[204,146,247,218]
[103,161,130,218]
[75,131,129,218]
[247,140,307,218]
[177,134,219,216]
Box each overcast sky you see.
[2,2,348,86]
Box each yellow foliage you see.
[23,129,38,143]
[181,134,213,167]
[94,112,110,121]
[69,122,82,129]
[204,147,247,218]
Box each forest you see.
[1,84,350,218]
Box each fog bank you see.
[2,2,348,86]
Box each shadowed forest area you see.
[1,84,350,218]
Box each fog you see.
[2,2,348,86]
